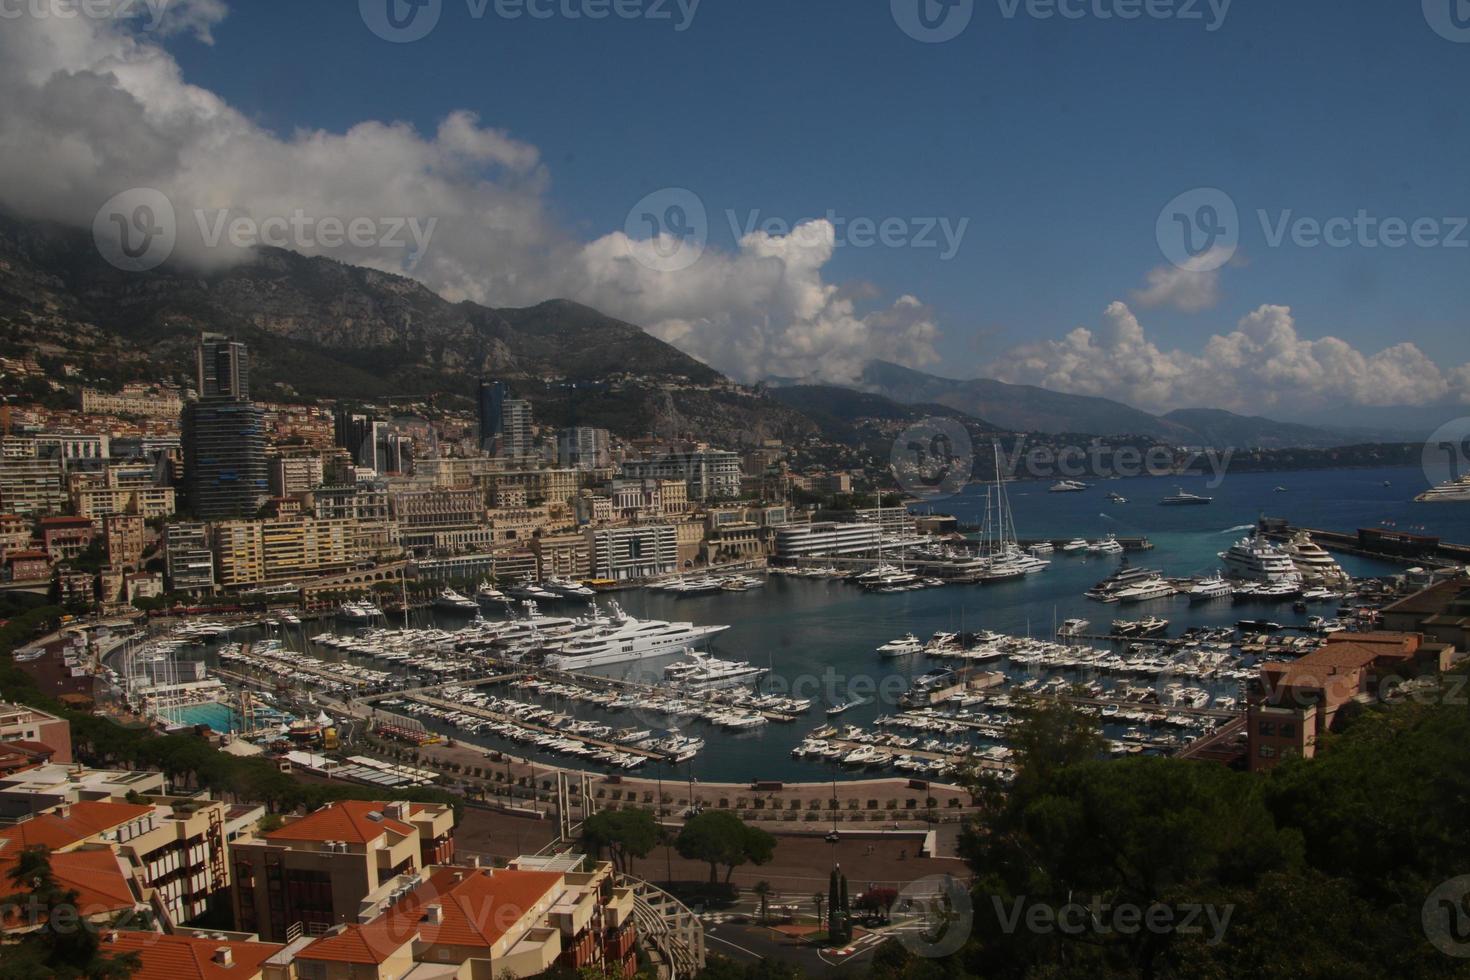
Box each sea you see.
[200,464,1470,785]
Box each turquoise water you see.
[163,701,240,730]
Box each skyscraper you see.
[477,380,533,457]
[182,335,267,520]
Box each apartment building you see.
[104,513,147,568]
[1247,631,1457,771]
[493,468,580,507]
[586,524,677,581]
[39,516,96,562]
[774,521,881,558]
[621,450,743,501]
[392,487,485,533]
[212,517,357,589]
[269,453,325,497]
[0,512,31,551]
[0,455,66,515]
[289,857,637,980]
[100,932,289,980]
[0,764,164,818]
[81,384,185,419]
[165,522,216,593]
[533,532,593,580]
[230,800,455,942]
[0,701,72,762]
[557,426,612,470]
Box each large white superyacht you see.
[540,602,729,670]
[1220,534,1303,584]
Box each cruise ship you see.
[1415,475,1470,502]
[1282,531,1349,585]
[1219,534,1303,584]
[540,602,729,670]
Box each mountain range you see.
[0,212,1423,450]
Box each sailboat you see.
[979,441,1048,581]
[859,493,917,591]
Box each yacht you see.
[476,581,513,605]
[1159,487,1213,505]
[863,567,920,591]
[1112,616,1169,636]
[1282,531,1349,585]
[1106,491,1128,503]
[1415,476,1470,502]
[1220,534,1303,584]
[877,634,925,657]
[1060,538,1090,553]
[541,602,729,670]
[826,697,870,717]
[1056,618,1090,638]
[433,588,480,612]
[1050,480,1089,493]
[507,578,559,601]
[1088,534,1124,555]
[663,652,768,690]
[1085,560,1162,602]
[338,600,380,622]
[1185,572,1232,602]
[545,576,597,599]
[1113,576,1176,603]
[1029,542,1055,555]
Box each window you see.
[1258,721,1276,736]
[1279,723,1296,737]
[1259,746,1276,758]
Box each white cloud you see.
[0,8,937,383]
[992,301,1467,413]
[1129,247,1229,313]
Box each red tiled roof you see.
[101,932,285,980]
[295,919,414,965]
[263,800,412,844]
[387,867,563,949]
[0,847,137,921]
[0,800,152,851]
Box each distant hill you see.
[765,384,998,445]
[1161,408,1356,450]
[0,213,815,447]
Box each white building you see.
[774,521,883,558]
[587,524,677,581]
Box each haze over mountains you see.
[0,211,1431,450]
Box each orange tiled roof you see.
[0,847,137,920]
[295,919,415,965]
[263,800,413,844]
[101,932,284,980]
[0,800,152,851]
[387,867,563,948]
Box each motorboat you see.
[1089,535,1124,555]
[1061,538,1090,553]
[433,588,480,612]
[1185,573,1232,602]
[1050,480,1089,493]
[877,634,925,657]
[1056,618,1090,638]
[1159,488,1213,505]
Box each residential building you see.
[558,426,611,470]
[99,932,287,980]
[774,521,881,558]
[39,516,96,562]
[3,550,50,582]
[0,701,72,762]
[534,532,593,580]
[0,455,65,515]
[229,799,455,942]
[212,517,357,589]
[0,764,164,819]
[104,513,146,568]
[183,335,268,520]
[197,333,250,399]
[1247,631,1458,771]
[587,524,677,581]
[165,522,216,593]
[81,383,185,419]
[621,450,743,501]
[477,378,509,454]
[269,452,324,497]
[0,512,31,551]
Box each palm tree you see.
[753,880,771,923]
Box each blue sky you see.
[168,0,1470,375]
[6,0,1468,415]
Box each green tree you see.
[675,811,775,884]
[0,847,141,979]
[582,807,660,876]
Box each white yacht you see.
[544,576,597,599]
[1160,487,1213,506]
[1085,561,1161,602]
[663,652,768,690]
[338,600,380,622]
[1113,576,1176,603]
[541,602,729,670]
[1060,538,1090,553]
[476,581,513,604]
[1029,542,1054,555]
[1185,573,1233,601]
[1050,480,1089,492]
[433,588,480,612]
[508,579,560,601]
[1089,535,1124,555]
[1415,476,1470,502]
[1220,534,1303,584]
[1282,531,1349,585]
[1056,618,1090,638]
[877,633,924,657]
